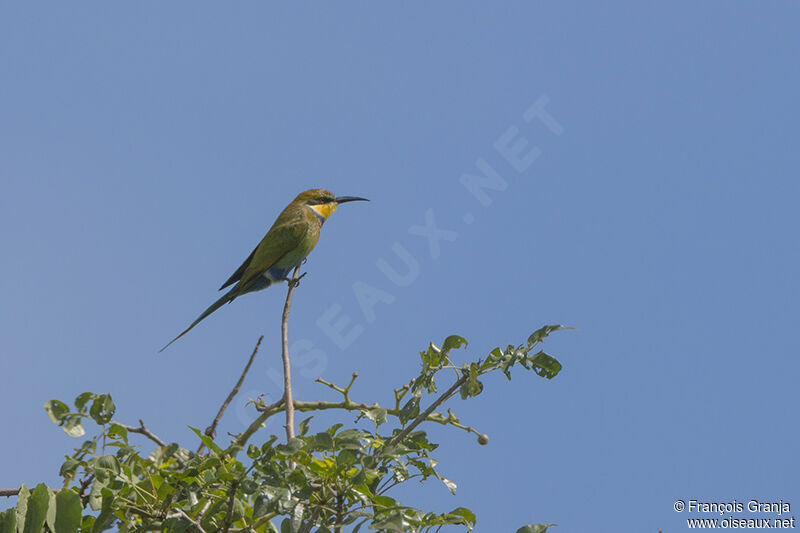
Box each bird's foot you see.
[288,272,307,288]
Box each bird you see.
[160,189,369,351]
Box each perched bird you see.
[160,189,368,351]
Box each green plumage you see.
[160,189,368,352]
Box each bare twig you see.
[315,372,358,403]
[197,498,213,525]
[1,475,93,499]
[281,266,302,445]
[77,474,94,502]
[111,419,167,447]
[393,382,412,410]
[170,507,208,533]
[231,398,284,451]
[198,336,264,455]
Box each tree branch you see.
[315,373,358,404]
[281,266,302,445]
[234,396,482,453]
[198,336,264,454]
[222,480,240,533]
[1,477,92,499]
[111,419,167,448]
[169,508,208,533]
[386,374,467,447]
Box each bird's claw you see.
[288,272,308,288]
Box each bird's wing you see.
[234,220,310,293]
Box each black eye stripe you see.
[307,196,333,205]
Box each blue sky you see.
[1,2,798,531]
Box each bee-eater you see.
[160,189,368,351]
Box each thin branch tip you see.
[111,418,167,448]
[197,335,263,454]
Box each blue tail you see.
[159,287,239,352]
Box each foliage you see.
[1,326,567,532]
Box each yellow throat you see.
[308,202,338,221]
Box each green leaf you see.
[390,461,409,482]
[336,449,358,468]
[232,498,246,524]
[260,435,279,454]
[516,524,557,533]
[22,483,49,533]
[107,423,128,443]
[405,430,437,452]
[439,477,457,495]
[241,479,259,495]
[527,351,562,379]
[325,423,344,436]
[336,428,367,441]
[297,416,313,436]
[45,489,56,533]
[189,426,223,455]
[90,489,115,533]
[15,484,29,529]
[80,515,95,530]
[54,489,82,533]
[74,392,95,412]
[253,496,269,520]
[441,335,468,354]
[419,343,440,366]
[91,455,121,483]
[460,378,483,398]
[0,508,16,533]
[398,397,420,424]
[63,415,85,438]
[285,437,306,454]
[449,507,476,526]
[44,400,70,424]
[307,432,334,451]
[485,346,504,371]
[247,444,261,459]
[368,514,405,531]
[162,517,191,533]
[370,495,397,509]
[527,324,565,347]
[87,482,103,512]
[89,394,115,425]
[460,364,484,399]
[163,442,180,459]
[365,408,387,427]
[59,458,81,478]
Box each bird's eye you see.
[317,196,327,203]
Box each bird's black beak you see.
[335,196,369,204]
